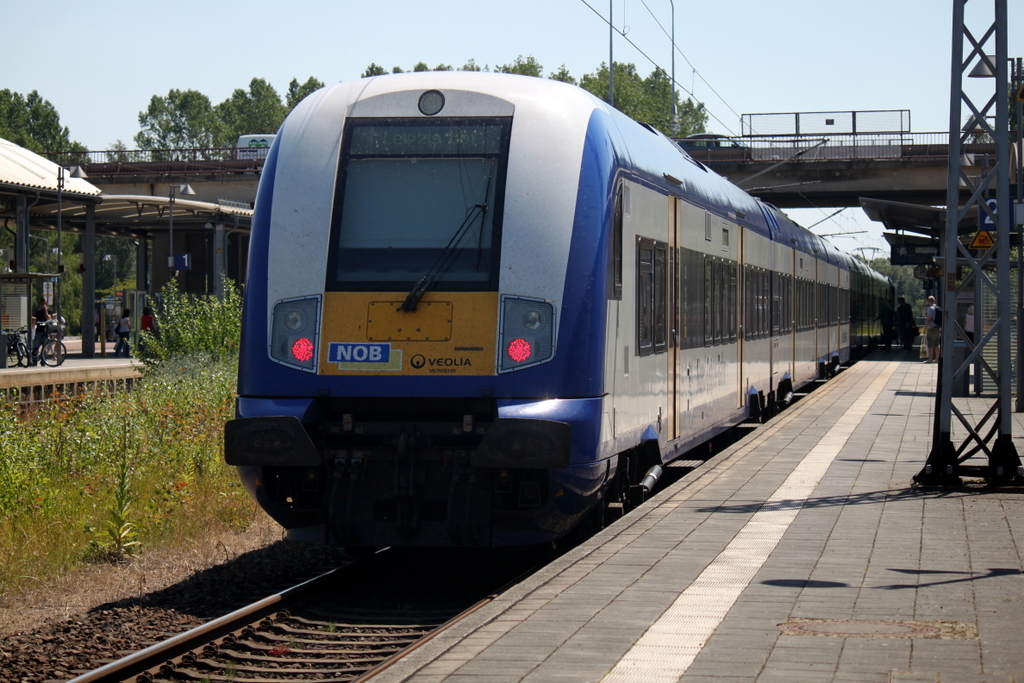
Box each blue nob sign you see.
[329,343,391,363]
[172,253,191,270]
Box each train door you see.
[814,258,822,364]
[737,225,746,410]
[668,196,680,443]
[789,249,797,380]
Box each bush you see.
[137,277,243,364]
[0,283,253,599]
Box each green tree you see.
[461,59,485,72]
[0,89,85,154]
[134,89,224,158]
[362,63,388,78]
[286,76,325,109]
[105,140,131,163]
[214,78,287,146]
[549,65,577,84]
[870,258,923,311]
[412,62,430,72]
[95,235,138,300]
[497,55,543,77]
[579,62,706,137]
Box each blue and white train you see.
[225,73,891,549]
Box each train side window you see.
[759,269,765,338]
[715,261,726,345]
[796,280,802,331]
[704,257,714,346]
[771,272,781,336]
[637,237,654,356]
[680,247,703,349]
[610,183,623,300]
[728,262,738,343]
[654,242,668,353]
[797,279,808,331]
[783,274,792,334]
[817,282,826,328]
[749,266,757,342]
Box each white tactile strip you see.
[602,362,899,683]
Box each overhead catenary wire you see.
[578,0,887,254]
[577,0,739,135]
[633,0,744,127]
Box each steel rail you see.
[66,567,343,683]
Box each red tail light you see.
[291,337,315,363]
[507,337,533,363]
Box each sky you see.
[7,0,1023,256]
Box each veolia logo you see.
[410,354,426,369]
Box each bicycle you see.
[39,321,67,367]
[4,327,30,368]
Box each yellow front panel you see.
[367,301,452,341]
[320,292,498,376]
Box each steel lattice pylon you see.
[915,0,1021,486]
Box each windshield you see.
[327,117,511,291]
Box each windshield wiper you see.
[400,202,488,312]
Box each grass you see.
[0,353,256,600]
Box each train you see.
[225,72,892,550]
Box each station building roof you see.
[0,137,101,198]
[0,138,251,236]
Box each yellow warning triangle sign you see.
[970,231,995,249]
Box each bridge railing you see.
[43,148,265,175]
[46,133,996,173]
[680,132,997,164]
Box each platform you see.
[378,351,1024,682]
[1,337,141,397]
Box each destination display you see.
[347,119,508,156]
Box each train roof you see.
[287,72,885,279]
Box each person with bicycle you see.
[30,299,51,366]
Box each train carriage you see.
[226,72,889,549]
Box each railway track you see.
[68,548,540,683]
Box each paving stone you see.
[376,360,1024,683]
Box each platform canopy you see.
[859,196,979,239]
[0,137,101,197]
[1,139,251,241]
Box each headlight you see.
[270,297,320,371]
[498,296,555,373]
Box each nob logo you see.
[410,354,426,369]
[328,343,390,363]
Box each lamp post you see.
[55,165,86,331]
[103,254,117,291]
[168,183,196,274]
[608,0,614,106]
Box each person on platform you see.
[30,299,51,366]
[896,297,915,350]
[141,307,158,338]
[924,296,941,363]
[964,305,975,344]
[114,309,132,358]
[879,300,894,349]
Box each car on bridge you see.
[676,134,751,161]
